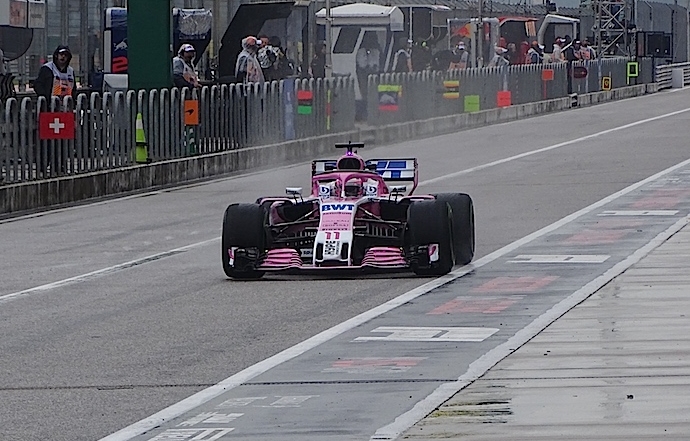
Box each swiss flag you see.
[39,112,75,140]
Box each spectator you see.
[356,34,380,74]
[172,44,200,89]
[526,41,544,64]
[562,37,580,94]
[506,42,520,65]
[564,39,581,63]
[431,45,454,71]
[34,45,77,101]
[235,36,264,83]
[488,46,509,67]
[392,38,412,73]
[410,40,432,71]
[432,39,468,71]
[519,41,530,64]
[257,34,277,81]
[269,36,294,79]
[580,40,596,60]
[551,38,564,63]
[449,41,469,70]
[310,42,326,78]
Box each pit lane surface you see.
[1,89,689,441]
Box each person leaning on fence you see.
[449,41,469,70]
[34,45,77,102]
[526,41,544,64]
[392,38,412,73]
[172,44,200,89]
[268,36,294,80]
[430,39,462,71]
[411,40,432,71]
[551,38,564,63]
[235,36,265,83]
[257,35,277,80]
[564,38,582,63]
[580,40,596,60]
[488,46,510,68]
[310,42,327,78]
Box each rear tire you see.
[221,203,266,280]
[407,199,454,276]
[434,193,475,265]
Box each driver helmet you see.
[344,178,363,197]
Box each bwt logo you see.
[321,203,355,212]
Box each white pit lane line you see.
[370,216,689,441]
[418,107,690,186]
[99,157,690,440]
[0,238,219,304]
[4,106,690,305]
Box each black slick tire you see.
[221,203,266,280]
[407,199,454,276]
[434,193,475,265]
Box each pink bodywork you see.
[261,249,303,269]
[311,171,390,198]
[258,247,406,270]
[253,152,426,271]
[319,205,356,231]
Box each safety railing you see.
[365,63,568,127]
[364,57,651,127]
[571,57,654,94]
[0,57,655,186]
[0,77,356,184]
[655,62,690,89]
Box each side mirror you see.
[286,187,303,196]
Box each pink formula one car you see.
[221,143,474,279]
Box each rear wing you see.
[365,158,418,195]
[311,157,418,195]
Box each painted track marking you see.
[100,154,690,441]
[507,255,610,264]
[5,107,690,305]
[353,326,499,342]
[0,238,218,304]
[599,210,679,216]
[418,107,690,186]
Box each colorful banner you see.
[297,90,313,115]
[464,95,480,113]
[443,80,460,99]
[378,84,402,112]
[497,90,512,108]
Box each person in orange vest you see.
[34,45,77,101]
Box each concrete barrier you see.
[0,84,656,218]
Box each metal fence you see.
[571,57,654,94]
[1,57,654,185]
[365,57,653,126]
[656,62,690,90]
[364,63,568,126]
[0,77,356,184]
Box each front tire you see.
[434,193,475,265]
[221,203,266,280]
[407,199,454,276]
